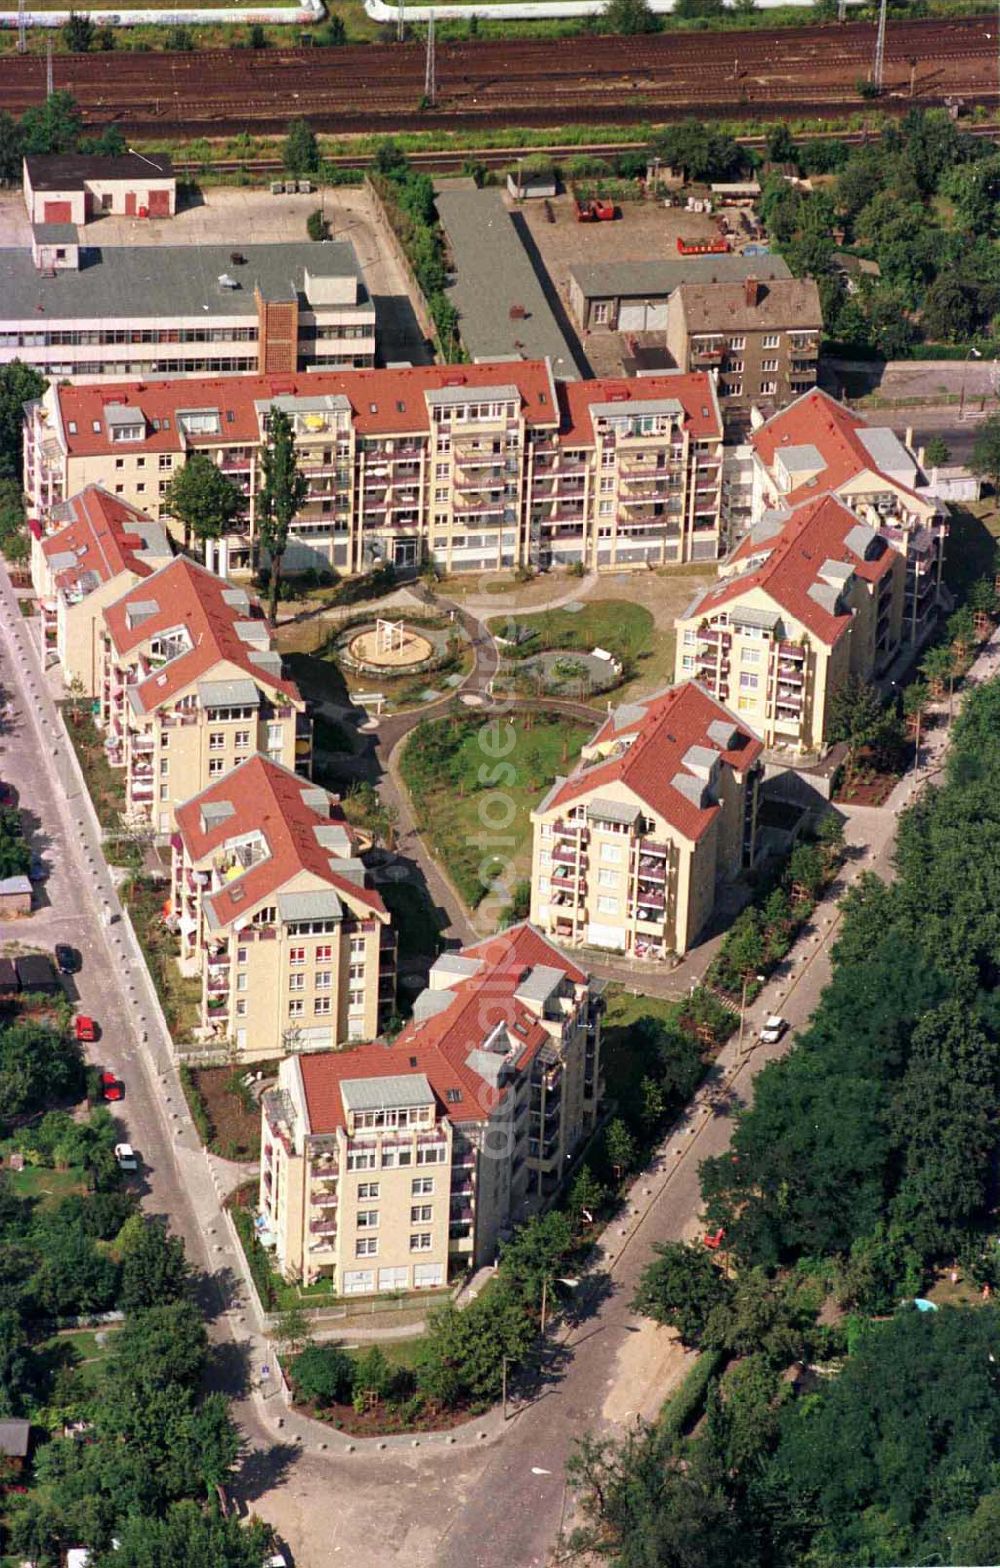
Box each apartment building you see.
[665,275,823,426]
[529,682,762,960]
[24,361,725,576]
[258,924,601,1290]
[748,389,947,646]
[2,241,375,382]
[29,486,172,694]
[674,492,906,755]
[99,556,310,832]
[172,756,393,1060]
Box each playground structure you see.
[346,619,434,672]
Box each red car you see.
[100,1071,124,1102]
[74,1015,98,1042]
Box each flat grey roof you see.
[340,1073,434,1112]
[32,222,78,245]
[25,152,174,189]
[278,889,344,923]
[434,185,580,378]
[0,240,368,324]
[587,797,641,824]
[570,252,790,301]
[514,963,565,1007]
[197,677,260,709]
[0,1419,30,1458]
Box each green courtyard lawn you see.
[399,711,591,910]
[492,599,653,670]
[0,1142,89,1207]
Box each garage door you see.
[147,188,171,217]
[618,302,648,333]
[645,300,669,330]
[43,201,72,223]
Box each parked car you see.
[74,1015,99,1043]
[0,782,18,808]
[114,1142,138,1173]
[760,1015,788,1045]
[265,1552,290,1568]
[55,944,81,975]
[28,855,46,883]
[99,1071,124,1103]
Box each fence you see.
[364,176,438,347]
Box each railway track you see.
[0,13,996,136]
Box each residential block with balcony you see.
[530,683,762,961]
[749,388,948,647]
[23,360,726,579]
[675,492,906,755]
[172,754,392,1062]
[29,485,172,694]
[258,924,600,1290]
[98,556,309,833]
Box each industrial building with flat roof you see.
[434,185,582,379]
[0,240,376,382]
[22,152,176,226]
[568,252,791,334]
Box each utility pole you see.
[540,1275,548,1334]
[396,0,404,44]
[46,33,54,97]
[17,0,26,55]
[873,0,887,94]
[424,11,436,107]
[501,1355,510,1420]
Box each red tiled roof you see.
[52,362,561,459]
[751,388,925,509]
[686,491,895,646]
[41,486,166,591]
[103,556,300,710]
[558,372,722,444]
[175,753,385,925]
[298,923,586,1132]
[545,681,762,843]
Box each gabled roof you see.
[685,491,895,646]
[103,557,300,711]
[51,360,560,458]
[41,486,170,596]
[297,924,586,1133]
[558,372,722,444]
[751,388,924,507]
[541,681,762,843]
[174,753,385,928]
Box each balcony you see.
[553,818,587,839]
[552,843,583,865]
[776,662,803,684]
[310,1218,338,1236]
[635,885,666,910]
[779,642,805,662]
[636,855,666,882]
[640,838,669,859]
[206,972,230,995]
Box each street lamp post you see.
[959,345,983,420]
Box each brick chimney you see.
[744,275,761,308]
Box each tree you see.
[825,673,885,771]
[568,1164,606,1222]
[258,407,307,623]
[417,1282,535,1407]
[118,1216,191,1311]
[971,413,1000,494]
[601,0,660,32]
[0,362,47,480]
[162,452,243,556]
[109,1300,208,1396]
[902,679,930,756]
[63,11,95,50]
[290,1343,354,1407]
[0,1308,32,1416]
[766,123,796,166]
[167,24,194,48]
[498,1209,575,1306]
[273,1305,312,1355]
[18,91,83,156]
[921,641,956,702]
[373,138,409,178]
[0,111,24,188]
[0,1019,84,1124]
[604,1117,637,1179]
[99,1501,275,1567]
[249,21,267,46]
[283,119,319,176]
[0,807,29,879]
[632,1242,733,1345]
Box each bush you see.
[292,1342,355,1407]
[306,207,329,242]
[167,24,195,49]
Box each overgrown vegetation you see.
[369,140,461,361]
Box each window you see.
[410,1204,433,1223]
[318,943,334,961]
[729,336,745,350]
[234,729,251,749]
[759,381,778,396]
[412,1176,434,1195]
[416,1146,445,1165]
[355,1237,378,1257]
[762,334,780,349]
[235,999,247,1017]
[349,964,364,982]
[236,973,247,992]
[287,998,304,1017]
[741,648,761,665]
[288,973,305,992]
[761,359,779,373]
[600,843,623,865]
[598,868,618,888]
[347,1150,377,1171]
[357,1209,379,1228]
[314,996,331,1015]
[591,301,610,326]
[316,970,332,990]
[410,1233,432,1252]
[381,1147,412,1169]
[597,895,619,915]
[237,946,248,965]
[136,484,145,495]
[357,1182,379,1199]
[349,987,365,1010]
[598,500,613,516]
[208,758,224,776]
[159,758,169,776]
[289,947,306,965]
[267,723,283,749]
[739,673,759,690]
